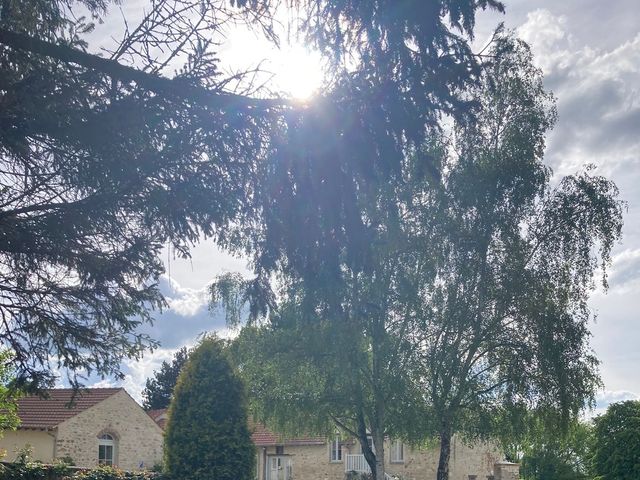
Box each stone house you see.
[250,426,519,480]
[0,388,164,471]
[150,410,519,480]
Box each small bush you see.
[73,465,162,480]
[0,463,165,480]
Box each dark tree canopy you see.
[142,347,189,411]
[0,0,506,390]
[591,400,640,480]
[164,336,255,480]
[0,0,276,389]
[229,0,508,311]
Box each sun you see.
[271,44,325,100]
[221,27,326,101]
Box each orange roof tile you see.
[148,412,324,446]
[147,408,168,430]
[250,422,325,447]
[16,388,122,429]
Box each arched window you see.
[98,433,117,465]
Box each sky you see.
[85,0,640,414]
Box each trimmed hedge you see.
[164,336,255,480]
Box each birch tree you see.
[411,38,623,480]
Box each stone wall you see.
[55,390,163,471]
[0,429,55,463]
[494,461,520,480]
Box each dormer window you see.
[98,433,116,465]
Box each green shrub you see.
[164,336,255,480]
[73,465,159,480]
[0,463,164,480]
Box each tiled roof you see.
[250,422,325,447]
[147,408,168,430]
[16,388,122,429]
[148,412,324,446]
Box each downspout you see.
[262,447,267,480]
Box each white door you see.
[268,456,292,480]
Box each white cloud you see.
[87,347,190,404]
[160,275,208,317]
[587,389,640,418]
[517,14,640,177]
[119,348,183,403]
[606,248,640,293]
[85,272,241,402]
[517,9,571,74]
[513,6,640,400]
[91,378,117,388]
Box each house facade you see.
[252,428,518,480]
[0,388,164,471]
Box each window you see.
[330,436,342,462]
[390,439,404,463]
[275,445,284,455]
[468,476,477,480]
[98,433,116,466]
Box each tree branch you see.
[0,28,287,112]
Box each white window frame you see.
[98,433,116,466]
[330,436,342,462]
[267,455,292,480]
[390,439,404,463]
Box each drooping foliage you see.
[231,259,427,480]
[591,400,640,480]
[407,37,623,480]
[142,347,189,411]
[164,336,255,480]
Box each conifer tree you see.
[142,347,189,411]
[164,336,255,480]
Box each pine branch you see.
[0,28,287,112]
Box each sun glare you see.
[272,45,325,100]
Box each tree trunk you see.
[372,429,386,480]
[357,422,377,479]
[436,421,452,480]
